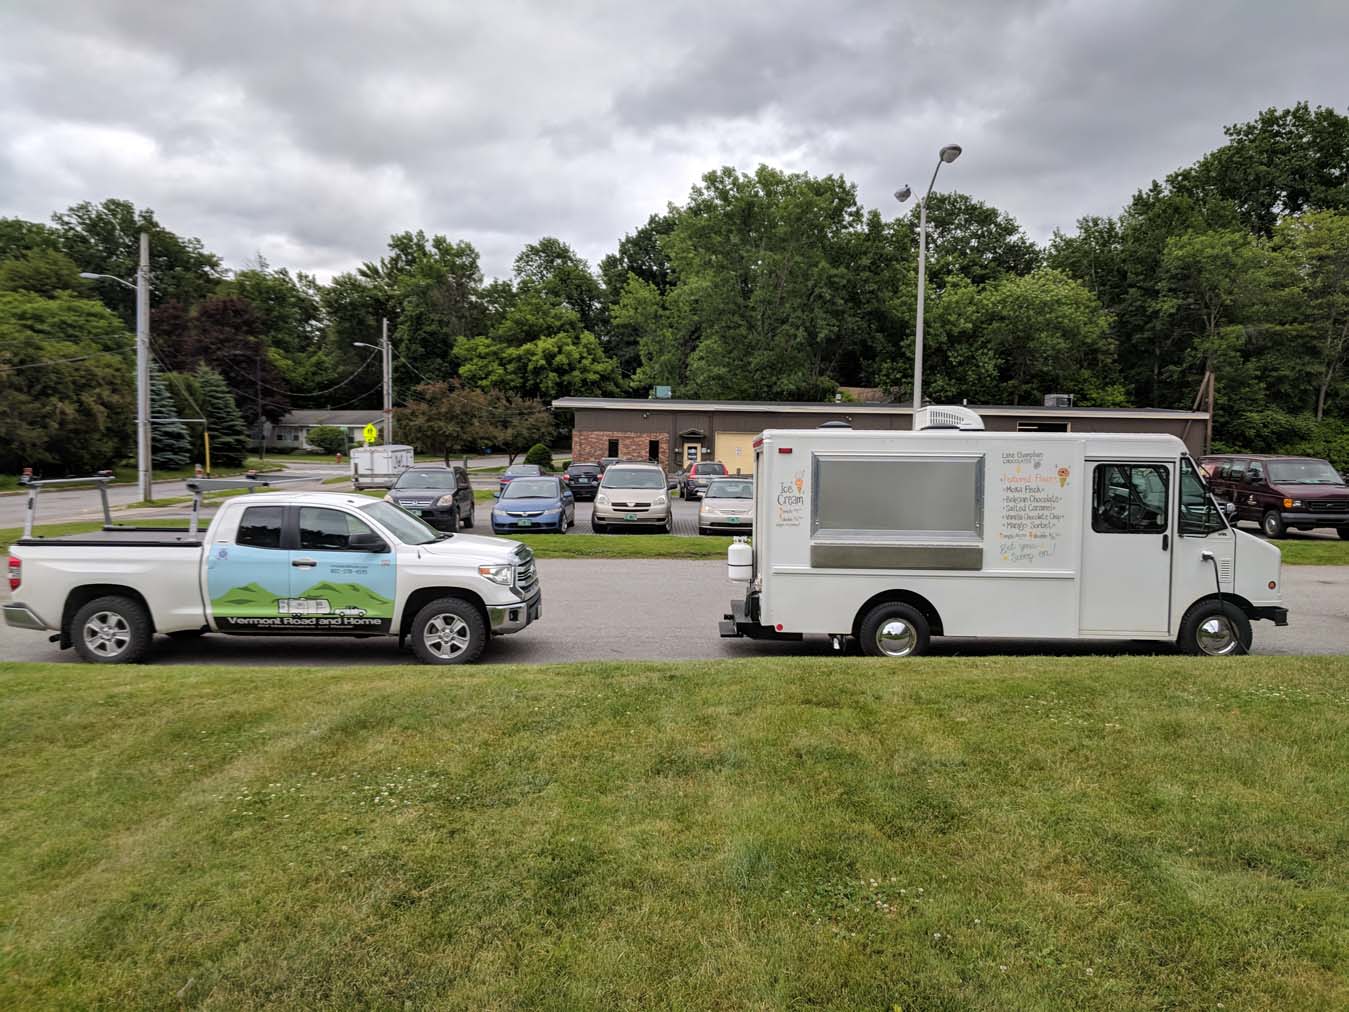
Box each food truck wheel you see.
[1178,600,1251,656]
[859,602,930,658]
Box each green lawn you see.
[0,657,1344,1010]
[510,532,733,558]
[1272,537,1349,565]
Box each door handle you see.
[291,558,318,568]
[1161,534,1169,551]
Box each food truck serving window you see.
[813,454,984,539]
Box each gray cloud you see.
[2,0,1347,281]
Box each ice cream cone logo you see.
[794,473,804,494]
[1057,466,1070,488]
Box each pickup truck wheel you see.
[411,599,486,664]
[1261,511,1286,539]
[72,595,152,664]
[859,602,930,658]
[1178,599,1252,656]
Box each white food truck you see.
[350,444,415,489]
[721,411,1288,656]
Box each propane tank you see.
[727,538,752,582]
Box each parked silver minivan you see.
[592,463,672,533]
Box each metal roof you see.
[551,396,1208,420]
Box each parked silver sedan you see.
[698,477,754,535]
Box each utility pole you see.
[383,317,393,444]
[136,232,152,502]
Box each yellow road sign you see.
[362,423,378,445]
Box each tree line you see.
[2,101,1347,475]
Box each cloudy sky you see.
[3,1,1347,281]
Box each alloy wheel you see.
[82,611,131,658]
[423,613,473,659]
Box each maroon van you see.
[1200,454,1349,539]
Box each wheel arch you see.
[62,585,155,648]
[852,589,945,639]
[1182,591,1257,619]
[399,587,489,641]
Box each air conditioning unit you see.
[915,405,985,431]
[1043,393,1074,408]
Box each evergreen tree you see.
[195,365,250,467]
[149,363,192,469]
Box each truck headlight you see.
[1283,498,1302,509]
[435,493,457,506]
[478,564,514,586]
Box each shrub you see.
[524,443,553,470]
[307,425,348,455]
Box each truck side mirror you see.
[1223,501,1237,517]
[348,532,389,552]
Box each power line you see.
[1,347,133,370]
[246,349,381,397]
[321,380,387,410]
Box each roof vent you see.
[818,419,852,429]
[915,405,985,431]
[1044,393,1074,408]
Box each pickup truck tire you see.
[410,598,487,664]
[1261,511,1286,539]
[71,595,152,664]
[1178,599,1252,656]
[859,602,930,658]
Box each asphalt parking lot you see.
[3,560,1345,666]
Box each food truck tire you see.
[1177,599,1252,656]
[859,602,930,658]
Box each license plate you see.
[624,513,637,521]
[519,519,532,527]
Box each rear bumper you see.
[1249,605,1289,626]
[489,590,541,635]
[719,593,800,640]
[2,602,50,631]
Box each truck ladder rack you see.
[183,475,311,535]
[19,474,116,538]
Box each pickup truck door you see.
[289,506,396,633]
[206,504,293,631]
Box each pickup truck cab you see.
[4,491,541,664]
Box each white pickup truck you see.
[4,491,541,664]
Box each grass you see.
[1268,537,1349,565]
[0,656,1344,1010]
[512,532,733,558]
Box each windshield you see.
[394,471,455,489]
[706,478,753,499]
[602,467,665,489]
[1179,456,1228,537]
[505,465,541,477]
[359,500,444,545]
[503,478,559,499]
[1267,460,1344,485]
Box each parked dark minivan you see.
[561,462,602,501]
[1200,454,1349,539]
[385,465,475,531]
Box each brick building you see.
[553,397,1211,474]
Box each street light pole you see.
[79,230,152,499]
[895,144,962,429]
[354,316,393,444]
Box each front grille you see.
[397,497,435,507]
[1316,500,1349,512]
[514,546,538,595]
[612,502,650,511]
[505,510,544,517]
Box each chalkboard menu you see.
[992,449,1075,568]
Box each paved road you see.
[3,561,1345,666]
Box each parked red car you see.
[1200,454,1349,539]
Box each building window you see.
[648,439,660,463]
[1092,464,1169,534]
[607,438,620,457]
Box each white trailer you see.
[721,419,1288,656]
[350,444,415,489]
